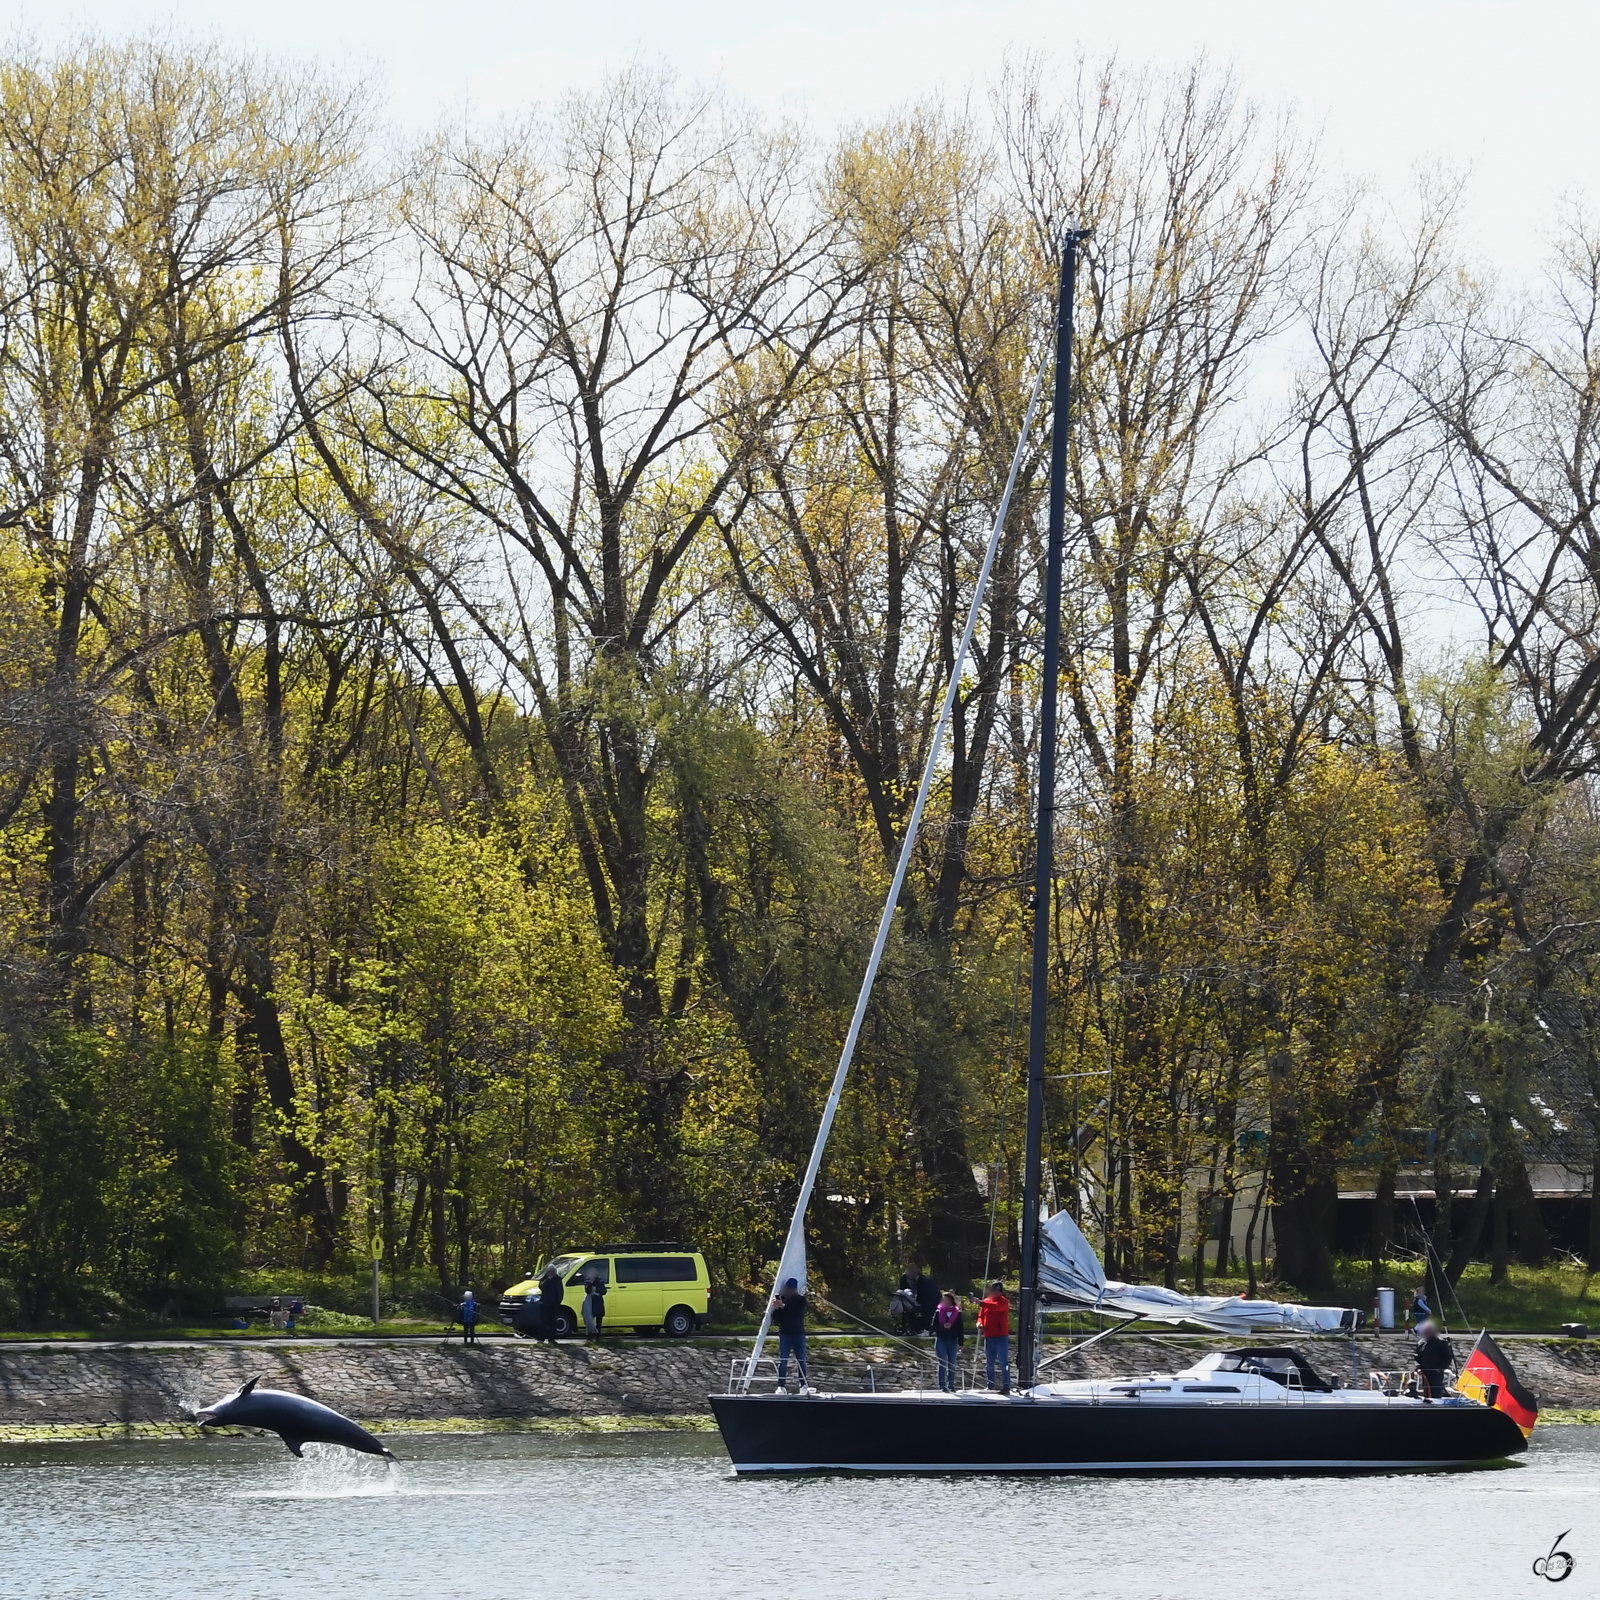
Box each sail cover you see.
[1037,1211,1361,1334]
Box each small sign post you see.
[370,1234,384,1327]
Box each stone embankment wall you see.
[1,1333,1598,1435]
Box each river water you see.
[4,1426,1597,1599]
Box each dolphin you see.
[196,1376,396,1459]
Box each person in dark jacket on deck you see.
[538,1263,564,1343]
[1413,1318,1454,1400]
[932,1291,966,1393]
[772,1277,808,1391]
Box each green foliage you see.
[0,1027,237,1322]
[0,38,1596,1332]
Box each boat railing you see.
[728,1354,901,1395]
[727,1349,1004,1396]
[1366,1364,1460,1399]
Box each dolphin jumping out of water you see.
[196,1376,396,1459]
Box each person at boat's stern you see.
[932,1291,965,1392]
[773,1278,808,1391]
[1414,1317,1454,1400]
[978,1280,1011,1394]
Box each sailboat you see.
[710,230,1533,1475]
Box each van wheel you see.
[663,1305,695,1338]
[553,1307,579,1339]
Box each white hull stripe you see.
[728,1457,1498,1474]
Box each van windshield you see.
[542,1255,582,1280]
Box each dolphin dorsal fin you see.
[238,1375,260,1398]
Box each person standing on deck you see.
[978,1280,1011,1394]
[460,1288,479,1346]
[932,1291,966,1393]
[1414,1318,1454,1400]
[772,1278,808,1392]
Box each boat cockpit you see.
[1212,1348,1334,1392]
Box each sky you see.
[15,0,1594,274]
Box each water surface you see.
[4,1426,1596,1598]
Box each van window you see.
[566,1259,609,1285]
[614,1255,696,1282]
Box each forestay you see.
[1038,1211,1360,1335]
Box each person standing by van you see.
[772,1278,808,1392]
[931,1291,965,1393]
[582,1268,607,1342]
[538,1263,564,1343]
[978,1280,1011,1394]
[460,1288,479,1346]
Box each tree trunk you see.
[1446,1164,1495,1284]
[1370,1161,1396,1273]
[1270,1180,1338,1298]
[1589,1169,1600,1274]
[430,1161,452,1295]
[1213,1191,1235,1278]
[1244,1178,1267,1297]
[1499,1147,1551,1265]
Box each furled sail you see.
[1037,1211,1362,1334]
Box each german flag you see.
[1453,1330,1538,1436]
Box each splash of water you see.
[238,1441,406,1499]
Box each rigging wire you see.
[1377,1102,1474,1332]
[738,346,1053,1391]
[810,1292,936,1368]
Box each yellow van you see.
[499,1244,712,1338]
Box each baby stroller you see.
[889,1287,926,1335]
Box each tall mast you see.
[737,337,1051,1391]
[1018,228,1086,1391]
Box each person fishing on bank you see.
[582,1267,607,1342]
[978,1279,1011,1394]
[932,1290,966,1393]
[459,1288,479,1346]
[1414,1317,1454,1400]
[538,1262,564,1343]
[772,1277,808,1392]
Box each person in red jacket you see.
[977,1279,1011,1394]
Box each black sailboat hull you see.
[710,1391,1528,1474]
